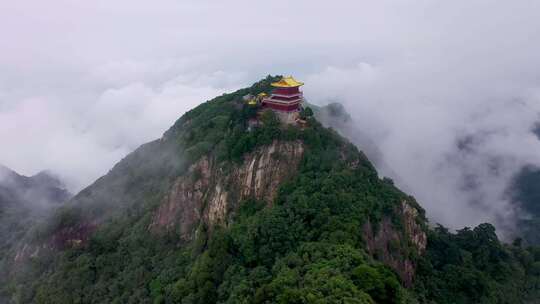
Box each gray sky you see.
[2,0,540,235]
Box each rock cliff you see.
[147,136,428,287]
[149,140,304,240]
[363,201,427,286]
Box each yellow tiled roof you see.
[271,76,304,88]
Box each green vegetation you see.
[414,224,540,303]
[3,77,540,303]
[299,106,314,120]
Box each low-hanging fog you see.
[2,0,540,237]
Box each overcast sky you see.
[2,0,540,235]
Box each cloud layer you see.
[2,0,540,236]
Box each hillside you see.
[4,77,540,304]
[0,166,71,255]
[0,166,71,302]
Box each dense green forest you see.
[3,77,540,303]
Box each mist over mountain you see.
[2,78,540,303]
[507,121,540,244]
[2,2,540,238]
[0,164,71,233]
[0,165,71,297]
[509,166,540,243]
[0,165,71,207]
[2,1,540,302]
[314,102,408,191]
[532,123,540,141]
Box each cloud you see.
[0,57,244,190]
[304,60,540,237]
[2,0,540,236]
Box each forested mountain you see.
[0,166,71,303]
[3,77,540,304]
[0,165,71,254]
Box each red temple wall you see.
[273,87,300,95]
[269,95,302,102]
[263,102,300,112]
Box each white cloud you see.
[0,66,238,190]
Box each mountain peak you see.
[0,164,17,179]
[30,170,66,190]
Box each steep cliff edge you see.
[149,140,304,240]
[363,201,427,286]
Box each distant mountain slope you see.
[0,166,71,207]
[510,166,540,244]
[0,165,71,302]
[0,165,71,250]
[4,77,540,304]
[504,123,540,245]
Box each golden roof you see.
[271,76,304,88]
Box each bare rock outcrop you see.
[149,140,304,240]
[13,220,97,263]
[362,201,427,287]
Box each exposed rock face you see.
[149,140,305,240]
[363,201,427,287]
[49,221,98,250]
[14,221,97,263]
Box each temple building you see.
[261,76,304,124]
